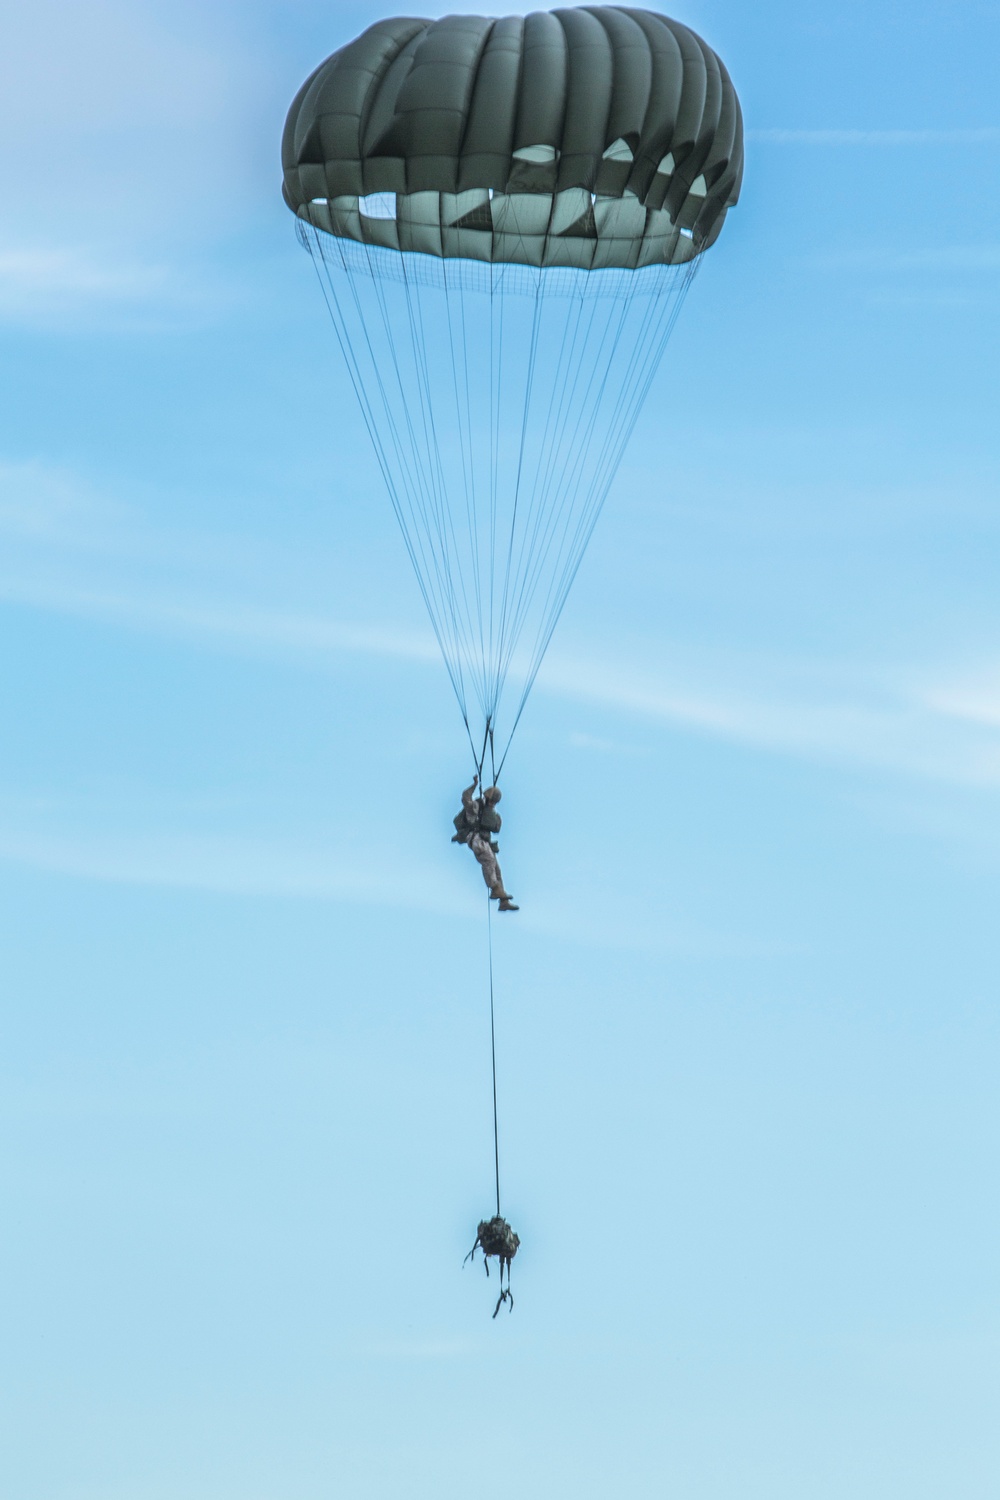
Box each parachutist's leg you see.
[491,1284,513,1317]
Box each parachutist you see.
[464,1215,519,1315]
[453,779,518,910]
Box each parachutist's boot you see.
[498,898,519,911]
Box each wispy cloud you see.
[0,464,439,661]
[813,245,1000,274]
[543,654,1000,790]
[4,458,1000,794]
[0,572,439,667]
[750,127,1000,146]
[0,240,235,329]
[5,560,1000,791]
[923,672,1000,729]
[0,805,794,953]
[0,460,130,545]
[567,730,651,758]
[0,824,462,916]
[0,3,267,325]
[0,1,237,138]
[0,245,168,303]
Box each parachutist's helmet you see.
[483,786,502,804]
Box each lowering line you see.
[487,892,500,1217]
[462,804,520,1313]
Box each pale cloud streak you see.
[0,246,167,300]
[0,805,791,953]
[923,673,1000,729]
[0,1,267,324]
[4,558,1000,792]
[0,459,439,663]
[0,244,219,328]
[813,245,1000,274]
[0,823,462,917]
[543,654,1000,790]
[4,458,1000,793]
[0,1,233,138]
[0,572,439,668]
[750,127,1000,146]
[0,461,131,545]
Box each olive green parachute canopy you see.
[282,6,743,269]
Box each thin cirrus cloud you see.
[0,460,125,544]
[0,783,793,951]
[4,551,1000,793]
[749,127,1000,145]
[0,461,440,661]
[923,675,1000,729]
[543,654,1000,790]
[0,3,266,326]
[0,249,229,335]
[0,246,167,300]
[811,244,1000,273]
[0,571,441,669]
[0,823,464,917]
[0,241,237,330]
[3,462,999,793]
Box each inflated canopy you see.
[282,6,743,269]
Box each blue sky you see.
[1,2,999,1496]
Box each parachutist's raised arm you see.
[452,775,483,844]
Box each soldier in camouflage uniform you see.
[452,776,518,911]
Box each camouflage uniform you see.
[452,778,482,843]
[452,779,517,910]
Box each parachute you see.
[284,11,743,1311]
[282,6,743,779]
